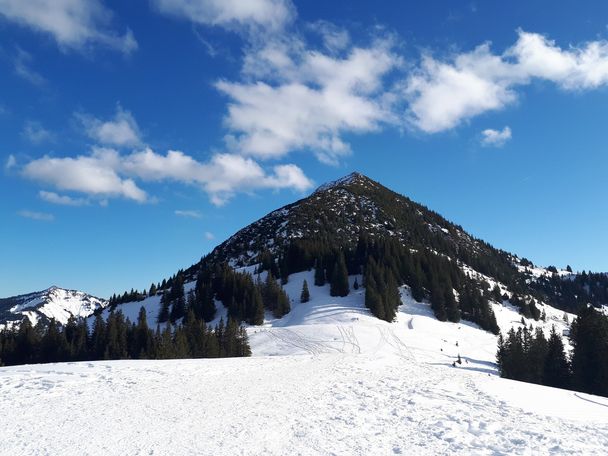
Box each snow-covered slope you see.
[1,279,606,455]
[0,286,107,329]
[249,270,573,366]
[5,270,603,455]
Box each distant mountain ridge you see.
[0,286,107,328]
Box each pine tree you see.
[173,326,190,358]
[444,287,460,323]
[91,314,106,359]
[134,307,152,358]
[251,287,265,325]
[314,256,325,286]
[236,326,252,357]
[430,279,447,322]
[300,280,310,303]
[274,288,291,318]
[157,292,170,323]
[571,306,608,396]
[543,326,571,389]
[527,327,548,384]
[330,251,349,297]
[198,281,217,323]
[169,275,186,323]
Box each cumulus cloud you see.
[153,2,398,166]
[151,0,294,33]
[18,210,54,221]
[481,126,512,147]
[39,190,88,206]
[175,209,202,218]
[218,38,400,164]
[0,0,137,54]
[121,148,313,205]
[22,121,54,144]
[405,30,608,132]
[22,147,313,206]
[77,106,142,147]
[14,47,46,86]
[508,31,608,89]
[23,148,148,202]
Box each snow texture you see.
[1,271,606,455]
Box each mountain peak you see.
[0,286,108,329]
[200,170,472,270]
[314,171,375,193]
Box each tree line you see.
[497,305,608,397]
[0,307,250,367]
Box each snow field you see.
[3,269,608,455]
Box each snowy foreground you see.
[2,271,608,455]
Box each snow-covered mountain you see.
[3,173,608,454]
[0,286,107,329]
[197,171,487,269]
[182,172,604,316]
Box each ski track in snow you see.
[1,270,607,455]
[1,356,607,455]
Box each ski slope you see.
[1,271,606,455]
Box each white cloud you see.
[218,38,400,164]
[23,147,313,206]
[0,0,137,54]
[154,4,399,165]
[77,106,142,147]
[22,121,54,144]
[308,20,350,53]
[23,149,148,202]
[508,31,608,89]
[18,210,54,221]
[39,190,88,206]
[481,126,512,147]
[14,47,46,86]
[404,30,608,133]
[5,154,16,169]
[121,148,313,205]
[204,231,215,240]
[152,0,294,33]
[175,209,202,218]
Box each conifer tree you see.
[173,326,190,358]
[134,307,152,358]
[274,288,291,318]
[330,251,349,297]
[543,326,571,389]
[570,306,608,396]
[169,275,186,323]
[300,280,310,303]
[314,256,325,286]
[251,287,265,325]
[157,292,170,323]
[430,279,447,322]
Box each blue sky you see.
[2,0,608,298]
